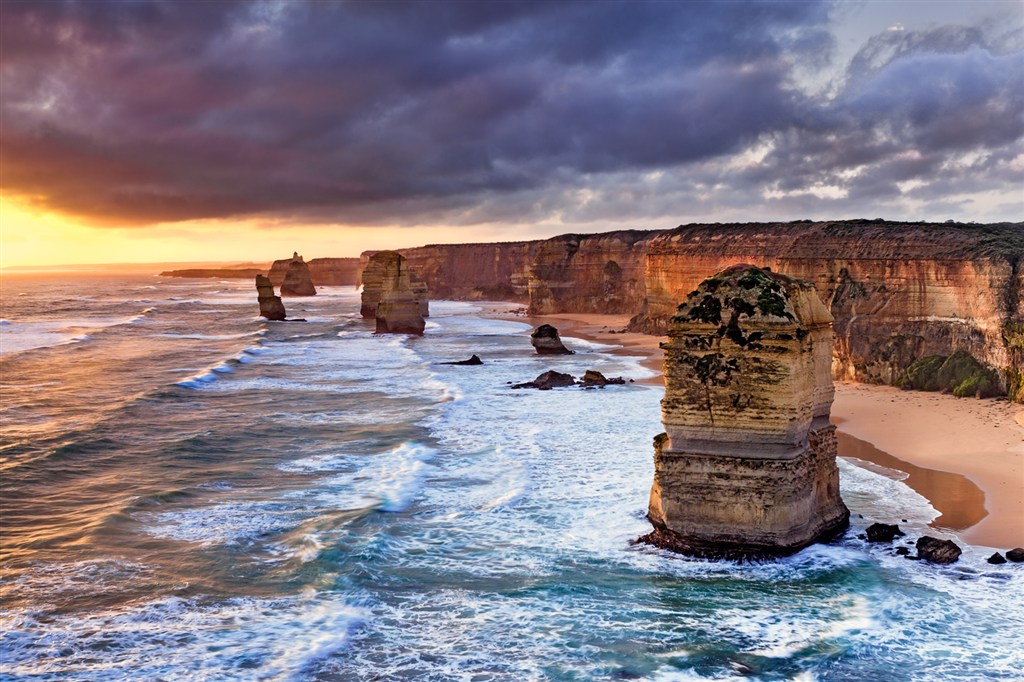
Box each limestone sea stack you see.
[530,324,573,355]
[642,264,849,559]
[360,251,428,334]
[255,274,287,320]
[360,251,429,320]
[279,252,317,296]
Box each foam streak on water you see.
[1,275,1022,681]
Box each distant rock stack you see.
[642,264,849,559]
[255,274,287,320]
[360,251,428,334]
[530,324,573,354]
[280,252,317,296]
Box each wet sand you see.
[487,307,1024,549]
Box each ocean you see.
[1,274,1022,681]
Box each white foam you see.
[374,443,435,512]
[0,591,364,680]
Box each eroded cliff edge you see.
[359,220,1022,399]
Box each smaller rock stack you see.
[255,275,287,320]
[361,251,428,335]
[280,252,317,296]
[530,324,573,354]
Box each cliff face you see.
[353,220,1021,397]
[527,231,657,314]
[633,222,1022,387]
[361,242,537,302]
[269,257,360,287]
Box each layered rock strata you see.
[269,256,360,287]
[278,253,317,296]
[255,275,287,321]
[356,221,1021,398]
[360,251,428,335]
[643,265,849,559]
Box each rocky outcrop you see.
[988,552,1007,564]
[255,275,286,320]
[360,251,427,335]
[866,523,905,543]
[915,536,962,564]
[580,370,626,387]
[511,370,577,390]
[530,324,573,355]
[269,256,360,287]
[642,265,849,559]
[277,253,316,297]
[1007,547,1024,562]
[442,355,483,365]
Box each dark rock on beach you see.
[987,552,1007,565]
[1006,548,1024,562]
[530,324,573,355]
[866,523,905,543]
[512,370,576,390]
[916,536,962,564]
[442,355,483,366]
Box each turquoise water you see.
[1,275,1022,681]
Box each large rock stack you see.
[643,264,848,559]
[280,252,317,296]
[360,251,428,335]
[255,275,287,320]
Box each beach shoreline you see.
[486,305,1024,549]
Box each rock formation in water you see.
[511,370,577,390]
[915,536,962,564]
[642,265,849,559]
[441,355,483,365]
[1005,547,1024,562]
[580,370,626,387]
[278,252,317,297]
[269,256,361,287]
[357,221,1022,400]
[530,324,573,355]
[865,523,905,543]
[360,251,429,322]
[255,274,287,320]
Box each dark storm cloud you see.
[0,0,1020,227]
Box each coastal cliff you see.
[632,222,1023,388]
[268,257,360,287]
[354,220,1022,397]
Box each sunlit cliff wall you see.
[269,257,360,286]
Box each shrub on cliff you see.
[901,350,1000,398]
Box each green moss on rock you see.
[902,350,1000,398]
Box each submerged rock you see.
[530,324,573,355]
[280,252,317,297]
[642,265,849,559]
[987,552,1007,565]
[511,370,576,390]
[916,536,962,564]
[1006,547,1024,562]
[442,355,483,366]
[866,523,905,543]
[255,274,287,320]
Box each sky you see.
[1,0,1022,267]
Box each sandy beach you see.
[493,307,1024,550]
